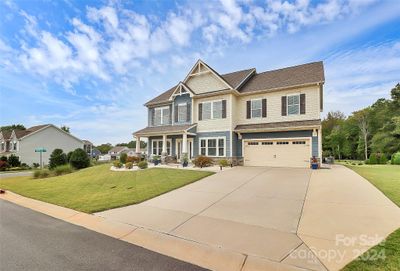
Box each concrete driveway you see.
[97,167,326,271]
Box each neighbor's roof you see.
[235,119,321,132]
[0,130,12,140]
[134,124,196,135]
[82,140,93,145]
[109,146,129,153]
[145,61,324,106]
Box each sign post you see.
[35,148,47,168]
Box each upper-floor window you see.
[287,95,300,115]
[200,100,225,120]
[251,99,262,118]
[154,106,170,126]
[13,142,17,151]
[177,104,187,123]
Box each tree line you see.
[322,83,400,160]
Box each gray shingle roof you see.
[134,124,196,135]
[235,119,321,131]
[240,62,324,93]
[144,61,324,106]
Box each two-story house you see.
[133,60,324,168]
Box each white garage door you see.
[244,139,311,168]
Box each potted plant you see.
[182,154,189,167]
[311,156,319,170]
[153,155,161,166]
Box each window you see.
[293,141,306,145]
[208,139,217,156]
[287,95,300,115]
[247,142,259,145]
[199,137,225,157]
[154,107,170,126]
[200,139,206,155]
[261,142,273,145]
[201,100,223,120]
[277,141,289,145]
[13,142,17,151]
[1,142,4,151]
[177,104,187,122]
[251,99,262,118]
[152,140,171,155]
[213,101,223,119]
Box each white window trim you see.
[287,94,300,116]
[154,106,170,126]
[177,103,187,123]
[250,98,262,119]
[198,136,226,157]
[152,139,172,155]
[200,99,224,120]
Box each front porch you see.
[133,124,197,163]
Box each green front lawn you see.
[0,164,213,213]
[342,164,400,271]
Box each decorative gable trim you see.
[183,59,233,90]
[169,82,195,100]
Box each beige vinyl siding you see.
[193,94,232,132]
[186,72,228,94]
[16,126,83,166]
[235,85,320,126]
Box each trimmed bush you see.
[32,163,40,169]
[193,156,213,168]
[8,154,21,167]
[218,159,229,167]
[53,164,74,176]
[138,161,148,169]
[69,148,90,169]
[33,169,51,179]
[0,160,9,171]
[126,156,140,164]
[113,160,123,168]
[379,154,388,165]
[0,156,7,162]
[125,162,133,169]
[368,153,378,165]
[120,153,128,164]
[67,151,73,162]
[392,152,400,165]
[49,149,68,169]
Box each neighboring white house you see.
[0,124,84,166]
[108,146,130,160]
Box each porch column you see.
[182,132,188,154]
[318,128,322,160]
[135,136,141,154]
[162,134,167,155]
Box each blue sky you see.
[1,0,399,144]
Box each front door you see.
[176,139,193,161]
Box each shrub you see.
[126,156,140,164]
[53,164,74,176]
[193,156,214,168]
[120,153,128,164]
[0,160,9,171]
[379,154,388,165]
[32,163,40,169]
[113,160,123,168]
[8,154,21,167]
[125,162,133,169]
[33,169,51,179]
[138,161,148,169]
[357,162,363,165]
[368,153,378,165]
[218,159,229,167]
[391,152,400,165]
[49,149,68,169]
[69,148,91,169]
[67,151,73,162]
[0,156,7,162]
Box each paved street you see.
[0,199,208,271]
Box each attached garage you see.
[243,139,311,168]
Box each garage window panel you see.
[293,141,306,144]
[287,95,300,115]
[261,142,273,145]
[277,141,289,145]
[248,142,259,145]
